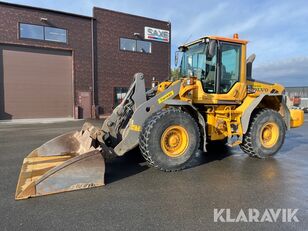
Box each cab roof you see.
[181,35,248,48]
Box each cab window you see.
[180,43,206,79]
[203,49,217,93]
[220,43,241,93]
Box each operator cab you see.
[177,34,248,95]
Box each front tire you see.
[240,109,286,158]
[139,108,200,171]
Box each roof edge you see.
[93,6,171,25]
[286,86,308,88]
[181,35,248,48]
[0,1,92,19]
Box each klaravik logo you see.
[214,208,299,223]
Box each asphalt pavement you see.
[0,116,308,231]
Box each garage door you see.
[0,45,73,119]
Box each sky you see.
[2,0,308,86]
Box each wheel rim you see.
[259,122,279,148]
[161,125,189,157]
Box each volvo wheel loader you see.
[15,34,304,200]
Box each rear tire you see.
[240,109,286,158]
[139,108,200,171]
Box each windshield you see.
[180,41,218,93]
[180,42,206,79]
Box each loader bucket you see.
[15,128,105,200]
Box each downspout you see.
[91,17,96,118]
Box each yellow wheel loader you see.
[15,34,304,200]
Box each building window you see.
[120,38,136,52]
[120,38,151,54]
[114,87,128,106]
[137,40,151,53]
[44,27,67,43]
[19,23,67,43]
[20,23,44,40]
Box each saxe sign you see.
[144,26,170,43]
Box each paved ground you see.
[0,116,308,231]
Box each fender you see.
[241,94,290,134]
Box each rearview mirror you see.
[206,40,216,60]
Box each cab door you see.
[214,42,246,103]
[193,41,246,104]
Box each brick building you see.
[0,2,170,119]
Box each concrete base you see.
[0,117,79,124]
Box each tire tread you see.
[139,107,200,171]
[240,108,284,158]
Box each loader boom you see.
[101,73,183,156]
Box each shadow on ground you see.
[188,142,234,169]
[105,143,234,184]
[105,148,149,184]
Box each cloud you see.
[253,57,308,86]
[2,0,308,86]
[171,2,229,42]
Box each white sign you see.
[144,26,169,43]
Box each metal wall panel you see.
[0,45,73,119]
[286,87,308,98]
